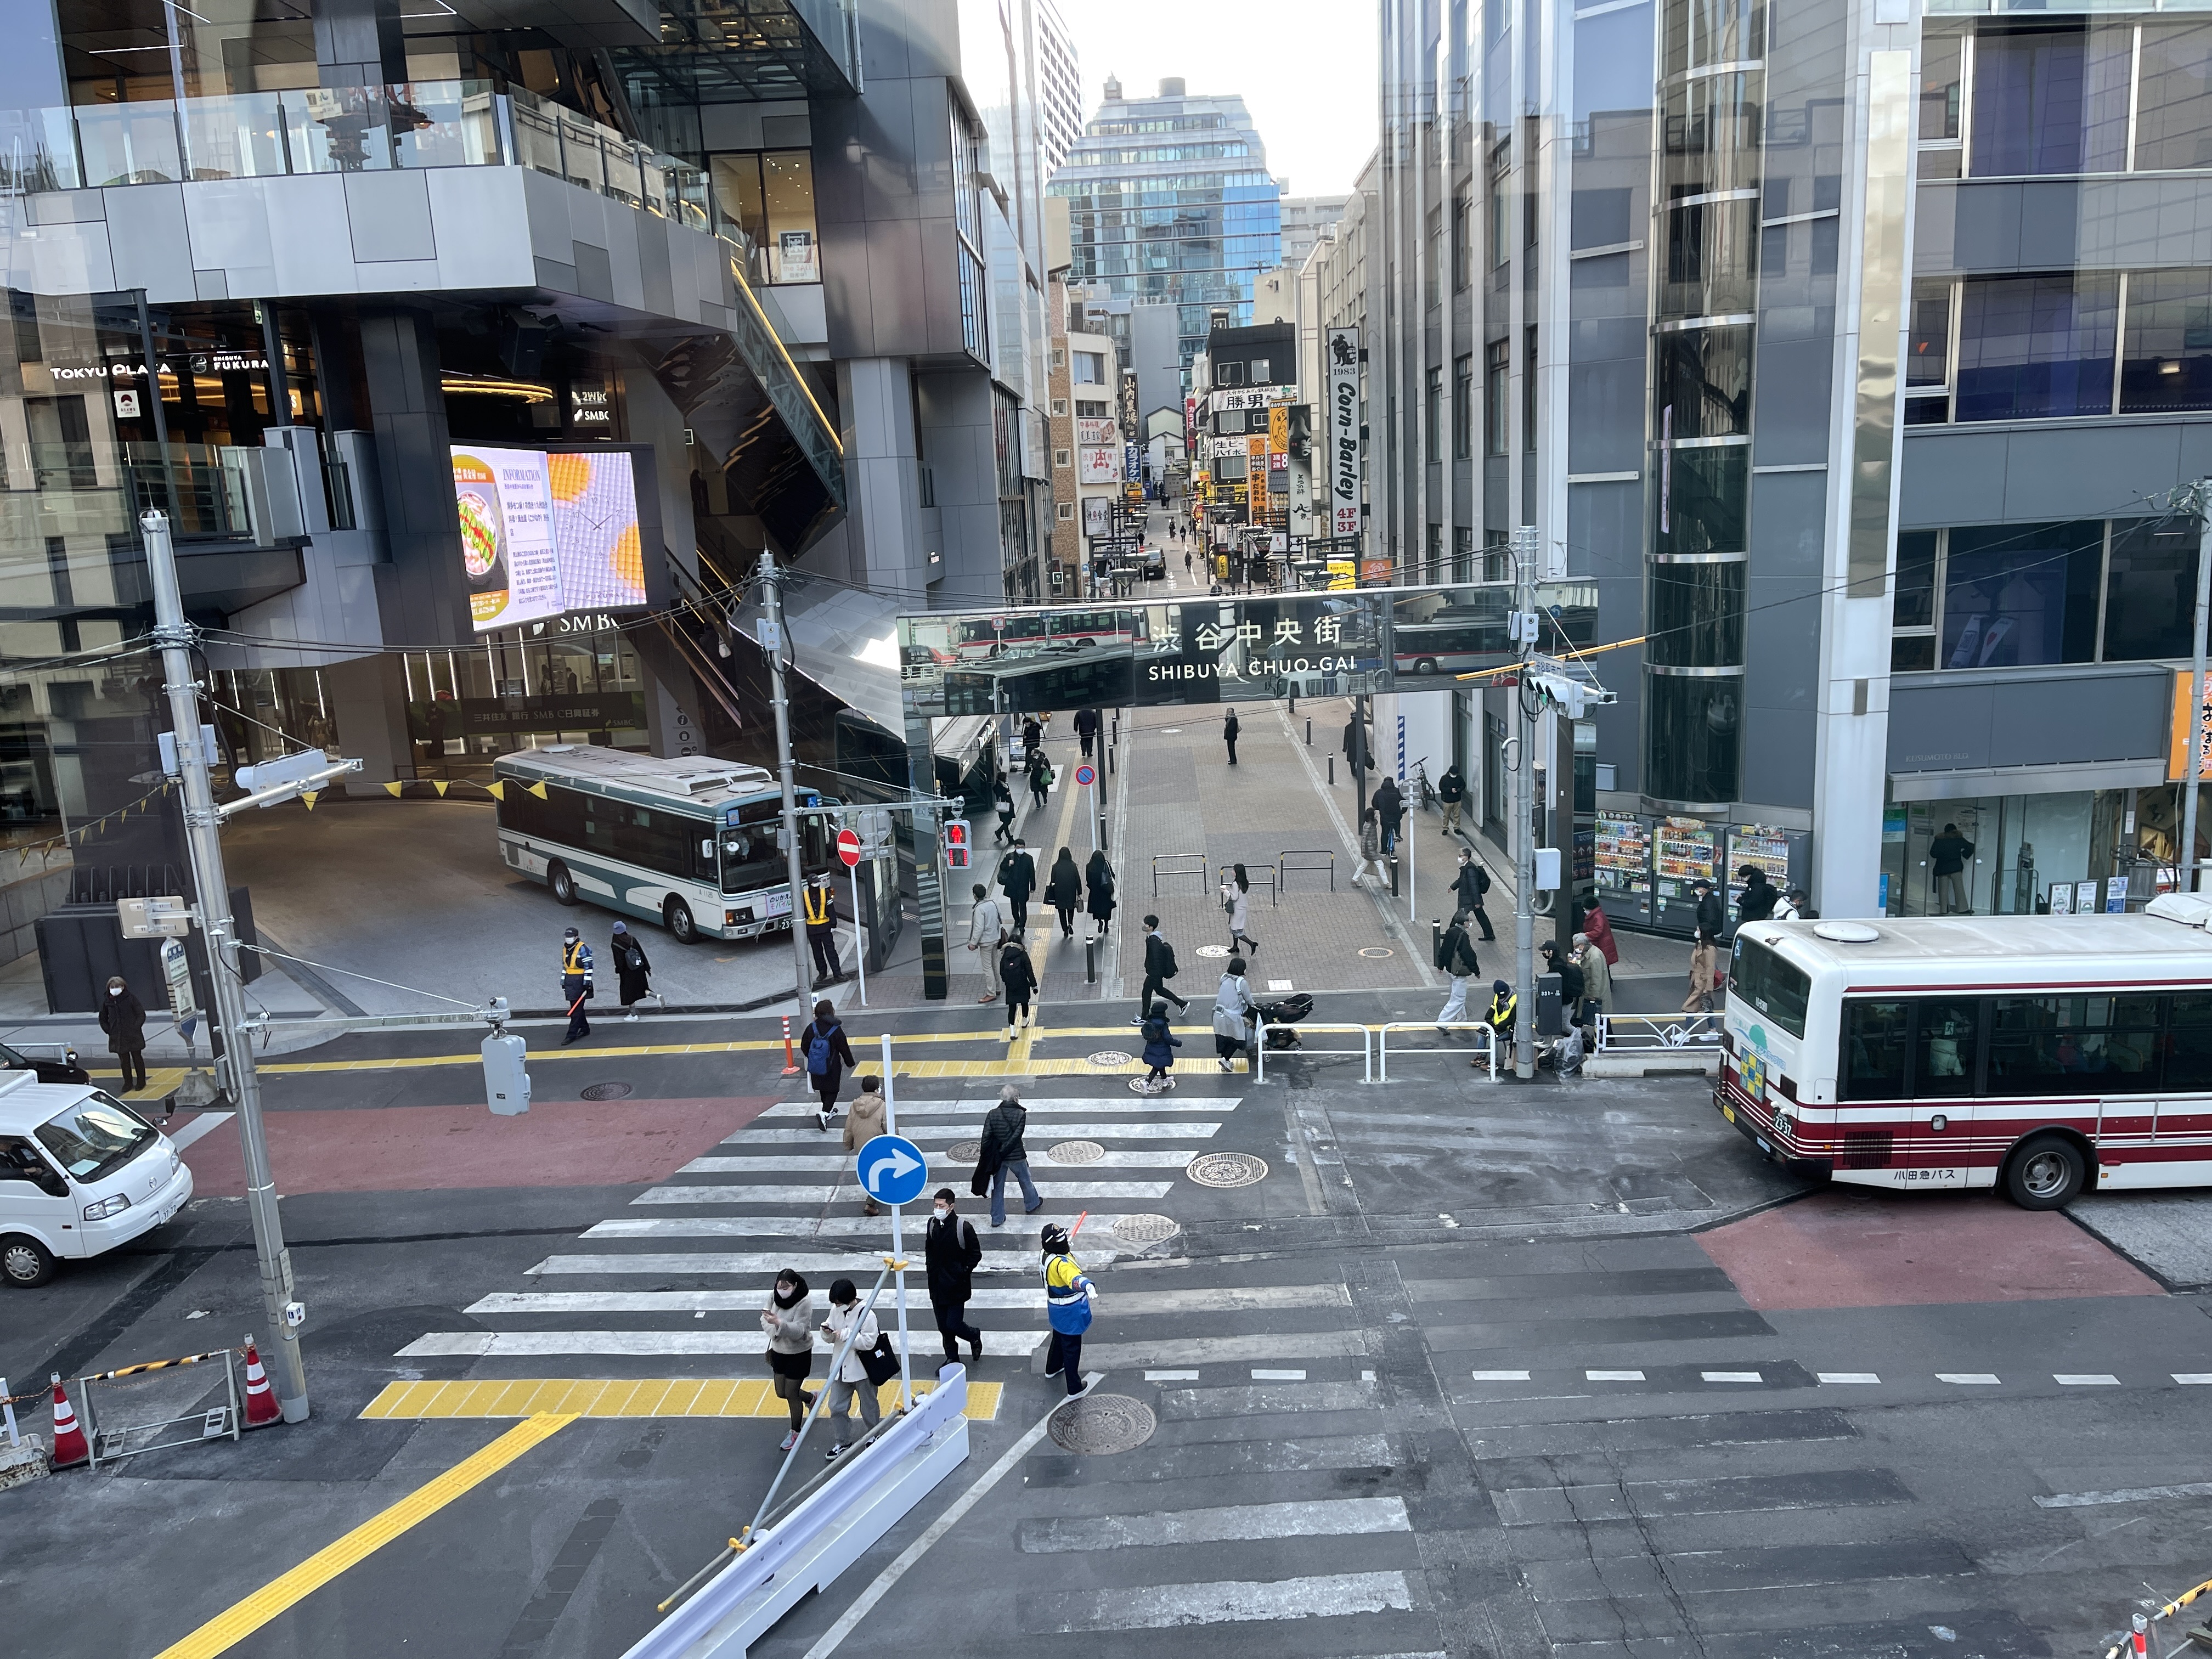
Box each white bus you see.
[493,746,837,944]
[1718,896,2212,1209]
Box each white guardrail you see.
[1375,1021,1498,1080]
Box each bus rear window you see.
[1731,938,1809,1037]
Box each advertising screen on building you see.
[453,446,647,633]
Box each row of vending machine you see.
[1591,815,1814,938]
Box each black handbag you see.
[860,1333,901,1386]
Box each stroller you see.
[1254,992,1316,1050]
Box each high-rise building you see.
[1279,195,1350,273]
[1367,0,2212,929]
[1048,76,1283,379]
[1034,0,1085,176]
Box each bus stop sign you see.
[836,828,862,868]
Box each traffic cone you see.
[240,1336,280,1427]
[48,1374,87,1468]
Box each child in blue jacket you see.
[1138,1001,1181,1093]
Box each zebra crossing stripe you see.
[1019,1496,1409,1553]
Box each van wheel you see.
[2005,1134,2086,1210]
[1,1235,55,1287]
[665,897,698,945]
[548,862,579,906]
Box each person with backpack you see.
[842,1073,888,1216]
[1133,915,1187,1020]
[815,1277,883,1457]
[999,938,1037,1038]
[1221,863,1260,957]
[1138,1000,1182,1092]
[926,1187,984,1362]
[560,926,594,1044]
[1085,849,1116,935]
[1434,909,1480,1032]
[997,838,1036,932]
[1453,846,1494,941]
[1040,1222,1096,1399]
[610,921,654,1020]
[1045,847,1084,940]
[973,1082,1040,1227]
[802,998,855,1131]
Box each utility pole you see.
[143,510,309,1421]
[1510,523,1541,1079]
[2179,479,2212,894]
[760,552,817,1012]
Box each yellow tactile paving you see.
[359,1376,1000,1421]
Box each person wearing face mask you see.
[925,1187,984,1363]
[760,1268,816,1451]
[98,975,147,1094]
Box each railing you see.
[1595,1012,1723,1052]
[1151,852,1208,895]
[1279,849,1337,892]
[1376,1020,1497,1080]
[1252,1017,1374,1084]
[1217,864,1277,907]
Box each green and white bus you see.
[493,746,838,944]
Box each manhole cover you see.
[946,1141,981,1163]
[1048,1140,1103,1164]
[1357,946,1395,959]
[1187,1151,1269,1188]
[1113,1213,1180,1245]
[1087,1049,1133,1068]
[580,1082,633,1101]
[1194,944,1232,958]
[1048,1393,1156,1453]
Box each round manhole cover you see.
[580,1082,633,1101]
[1357,946,1395,959]
[1194,944,1232,958]
[1087,1049,1133,1069]
[1048,1140,1103,1165]
[1048,1393,1156,1453]
[1187,1150,1269,1188]
[1113,1213,1180,1245]
[946,1141,981,1164]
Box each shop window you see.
[1954,273,2118,422]
[1939,521,2102,668]
[2133,24,2212,172]
[709,150,818,284]
[2103,517,2201,662]
[2120,269,2212,413]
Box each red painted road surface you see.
[180,1096,776,1196]
[1699,1192,2164,1310]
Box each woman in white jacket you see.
[1212,955,1255,1073]
[816,1277,883,1457]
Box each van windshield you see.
[36,1093,157,1184]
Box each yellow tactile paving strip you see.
[359,1375,1002,1421]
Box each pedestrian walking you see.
[972,1082,1041,1228]
[1351,808,1387,887]
[1075,707,1101,759]
[559,926,594,1044]
[997,838,1036,932]
[815,1278,882,1456]
[1450,846,1496,942]
[1222,707,1240,766]
[760,1268,816,1451]
[1929,822,1975,914]
[1221,862,1260,956]
[1373,774,1404,855]
[842,1073,887,1216]
[1139,1001,1181,1091]
[610,921,654,1020]
[967,882,1006,1003]
[1133,913,1188,1019]
[1436,762,1468,835]
[1040,1222,1096,1398]
[1434,910,1480,1032]
[1684,929,1720,1020]
[992,774,1017,845]
[98,975,147,1094]
[1085,849,1116,935]
[1212,956,1254,1073]
[802,998,855,1131]
[1735,867,1778,925]
[1573,930,1611,1031]
[803,873,844,988]
[1045,846,1083,939]
[1692,878,1725,939]
[926,1188,984,1362]
[999,938,1037,1037]
[1026,747,1052,814]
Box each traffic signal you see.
[943,818,972,870]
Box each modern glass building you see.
[1048,76,1283,377]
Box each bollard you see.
[780,1013,799,1077]
[1328,756,1334,786]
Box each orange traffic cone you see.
[240,1336,280,1427]
[48,1373,87,1468]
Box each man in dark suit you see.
[997,838,1037,932]
[1132,913,1188,1023]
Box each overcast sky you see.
[1059,1,1381,199]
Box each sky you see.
[1058,0,1382,199]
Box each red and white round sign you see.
[836,828,862,868]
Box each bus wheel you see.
[665,897,698,945]
[548,862,579,906]
[1,1234,55,1287]
[2004,1134,2086,1210]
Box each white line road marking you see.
[1034,1571,1414,1633]
[1818,1372,1883,1384]
[466,1289,1051,1315]
[528,1252,1054,1276]
[1145,1370,1200,1381]
[1586,1369,1645,1381]
[2035,1481,2212,1509]
[397,1329,1051,1358]
[1251,1368,1308,1381]
[1936,1373,2002,1385]
[728,1122,1226,1145]
[2053,1373,2121,1385]
[166,1111,233,1151]
[2175,1374,2212,1385]
[1021,1496,1409,1553]
[1470,1370,1532,1381]
[628,1181,1176,1205]
[1702,1371,1763,1383]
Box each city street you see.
[7,991,2211,1658]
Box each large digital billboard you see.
[453,445,647,633]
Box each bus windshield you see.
[1731,937,1810,1038]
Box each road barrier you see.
[1253,1018,1373,1084]
[1596,1012,1722,1052]
[75,1345,242,1468]
[1376,1021,1498,1081]
[1150,852,1209,896]
[1278,849,1336,893]
[1217,865,1277,907]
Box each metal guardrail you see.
[1152,852,1209,895]
[1279,849,1336,893]
[1376,1020,1498,1081]
[1217,865,1278,907]
[1596,1012,1723,1052]
[1252,1017,1373,1084]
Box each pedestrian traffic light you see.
[943,818,972,869]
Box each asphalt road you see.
[5,1005,2210,1659]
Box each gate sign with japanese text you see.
[1327,326,1361,539]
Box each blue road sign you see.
[856,1135,929,1206]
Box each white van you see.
[0,1073,193,1287]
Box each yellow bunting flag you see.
[432,781,449,798]
[301,792,320,812]
[383,781,403,798]
[486,781,505,802]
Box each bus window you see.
[1730,939,1808,1038]
[1841,1000,1910,1100]
[1914,998,1980,1098]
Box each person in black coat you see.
[997,839,1036,931]
[1045,847,1083,939]
[801,999,856,1131]
[1085,850,1116,934]
[98,975,148,1093]
[610,921,653,1020]
[1223,708,1240,766]
[925,1187,985,1360]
